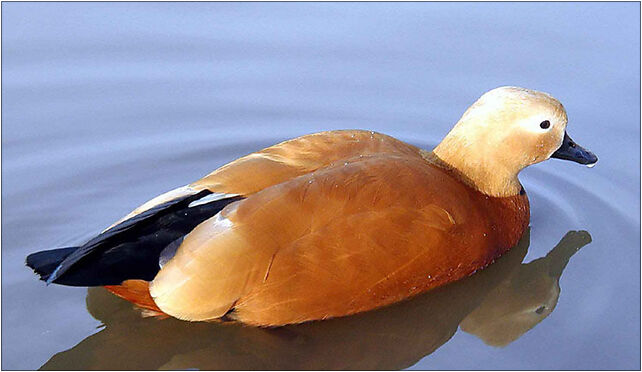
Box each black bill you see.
[551,132,598,166]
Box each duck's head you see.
[433,86,597,197]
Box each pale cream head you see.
[433,86,569,197]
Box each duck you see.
[26,86,597,326]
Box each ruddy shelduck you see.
[27,86,597,326]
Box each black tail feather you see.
[26,247,78,282]
[26,191,243,287]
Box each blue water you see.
[2,2,640,370]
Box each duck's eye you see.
[540,120,551,129]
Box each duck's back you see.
[191,129,425,195]
[150,151,529,325]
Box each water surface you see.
[2,2,640,370]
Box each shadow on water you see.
[40,229,591,370]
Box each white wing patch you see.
[188,192,239,208]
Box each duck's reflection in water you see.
[40,229,591,370]
[460,230,590,347]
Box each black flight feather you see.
[26,190,243,287]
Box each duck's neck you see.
[428,134,523,198]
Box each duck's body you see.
[26,87,596,326]
[143,130,530,325]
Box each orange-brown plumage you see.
[225,157,529,325]
[192,130,424,195]
[105,141,529,325]
[145,129,531,325]
[27,86,596,327]
[104,280,167,318]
